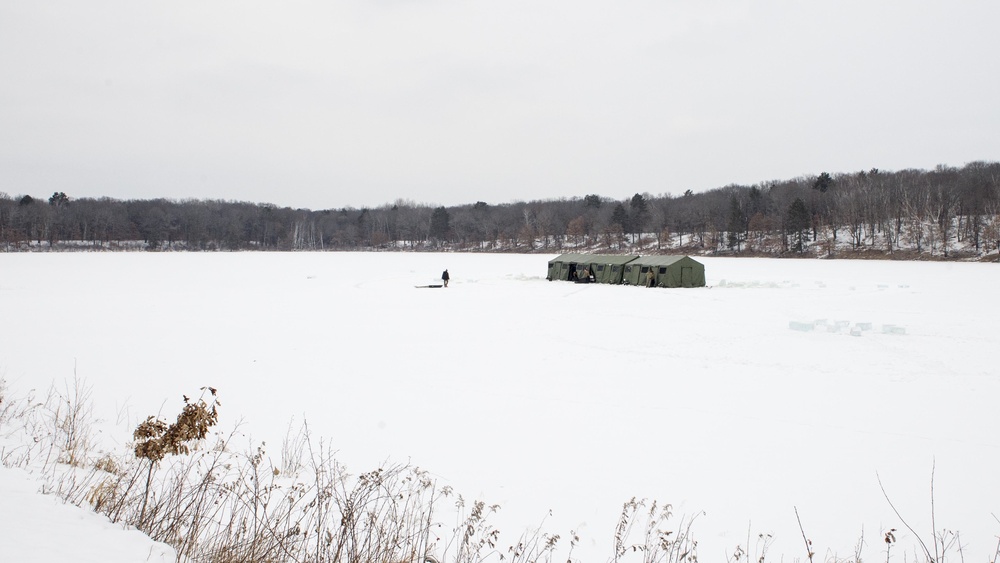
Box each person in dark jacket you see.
[442,269,450,287]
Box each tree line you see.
[2,161,999,258]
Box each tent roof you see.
[630,255,702,267]
[549,253,592,264]
[549,254,639,265]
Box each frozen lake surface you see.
[1,252,998,562]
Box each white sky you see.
[2,1,998,209]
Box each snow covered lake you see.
[1,252,998,562]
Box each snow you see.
[0,465,175,562]
[1,252,998,562]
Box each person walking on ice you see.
[442,269,450,287]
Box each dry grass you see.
[7,376,994,563]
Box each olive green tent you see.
[588,255,641,284]
[547,254,639,283]
[622,256,706,288]
[546,253,590,281]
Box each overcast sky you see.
[2,1,998,210]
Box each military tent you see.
[622,256,706,288]
[547,254,639,283]
[547,253,589,281]
[587,254,641,284]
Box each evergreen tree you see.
[786,198,810,252]
[611,203,629,235]
[747,186,765,216]
[727,196,746,251]
[629,193,648,242]
[429,206,450,242]
[813,172,834,193]
[48,192,70,207]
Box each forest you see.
[2,161,999,259]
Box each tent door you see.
[681,267,693,287]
